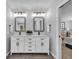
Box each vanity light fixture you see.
[13,12,27,17]
[32,12,46,17]
[9,11,27,18]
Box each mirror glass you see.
[15,17,26,32]
[33,17,44,32]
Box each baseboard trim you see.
[6,51,10,57]
[50,51,56,59]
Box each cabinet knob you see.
[41,42,44,46]
[28,49,32,51]
[16,42,19,46]
[28,42,32,44]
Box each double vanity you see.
[11,35,49,55]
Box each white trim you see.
[6,51,10,57]
[58,0,69,8]
[50,51,56,59]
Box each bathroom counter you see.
[11,35,49,37]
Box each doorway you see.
[59,0,72,59]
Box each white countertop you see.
[11,34,49,37]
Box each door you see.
[36,37,49,53]
[11,37,24,53]
[40,38,49,52]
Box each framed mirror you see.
[33,17,44,32]
[15,17,26,32]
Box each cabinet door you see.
[11,37,18,52]
[36,37,49,52]
[40,38,49,52]
[11,37,24,53]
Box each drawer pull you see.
[16,42,19,46]
[28,42,32,44]
[28,46,32,47]
[28,38,32,40]
[16,38,19,40]
[41,39,44,40]
[28,49,32,51]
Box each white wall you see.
[6,2,11,56]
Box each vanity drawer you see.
[25,45,35,49]
[25,48,35,52]
[24,41,35,45]
[25,38,35,42]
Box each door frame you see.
[58,0,71,59]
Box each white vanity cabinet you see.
[11,36,49,55]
